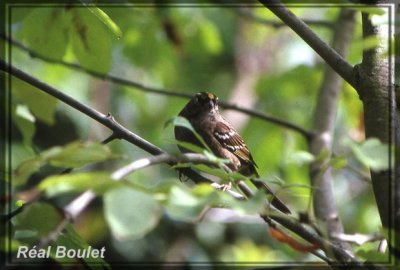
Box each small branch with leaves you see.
[1,59,372,266]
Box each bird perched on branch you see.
[174,92,291,214]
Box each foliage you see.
[13,141,120,185]
[5,3,392,268]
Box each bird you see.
[174,92,291,214]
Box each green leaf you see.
[165,116,194,131]
[203,150,230,165]
[165,181,272,221]
[362,36,381,51]
[104,187,161,239]
[13,157,42,186]
[315,148,331,162]
[355,242,389,262]
[230,190,266,215]
[165,185,207,221]
[13,105,36,146]
[14,104,35,123]
[352,36,381,53]
[46,141,120,168]
[69,8,112,73]
[287,150,315,166]
[166,116,212,152]
[1,237,21,253]
[12,77,58,125]
[190,164,229,179]
[191,183,217,197]
[14,203,63,239]
[13,141,119,185]
[330,156,347,170]
[55,224,111,269]
[175,140,207,154]
[189,164,244,183]
[21,7,69,61]
[86,6,122,39]
[39,172,125,197]
[346,138,390,172]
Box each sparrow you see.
[174,92,291,214]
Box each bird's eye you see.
[194,94,203,104]
[196,94,207,104]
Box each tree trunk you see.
[309,9,356,253]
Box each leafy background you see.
[5,3,391,267]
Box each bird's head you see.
[180,92,219,118]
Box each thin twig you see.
[38,216,72,248]
[1,60,365,266]
[2,133,120,222]
[259,0,356,89]
[37,152,246,248]
[220,101,312,139]
[0,59,212,185]
[0,34,192,99]
[111,153,230,179]
[1,34,312,139]
[332,232,384,246]
[0,203,27,222]
[0,60,376,265]
[239,180,354,266]
[110,153,245,199]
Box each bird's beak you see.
[206,100,214,110]
[208,101,218,115]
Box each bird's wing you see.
[213,121,256,166]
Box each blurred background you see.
[6,3,386,267]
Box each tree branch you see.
[332,232,384,246]
[110,153,230,179]
[38,152,246,248]
[236,180,367,266]
[1,34,312,139]
[309,9,356,254]
[2,59,369,265]
[259,0,396,261]
[220,101,312,139]
[0,59,215,185]
[258,0,356,89]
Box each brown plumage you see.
[175,92,291,214]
